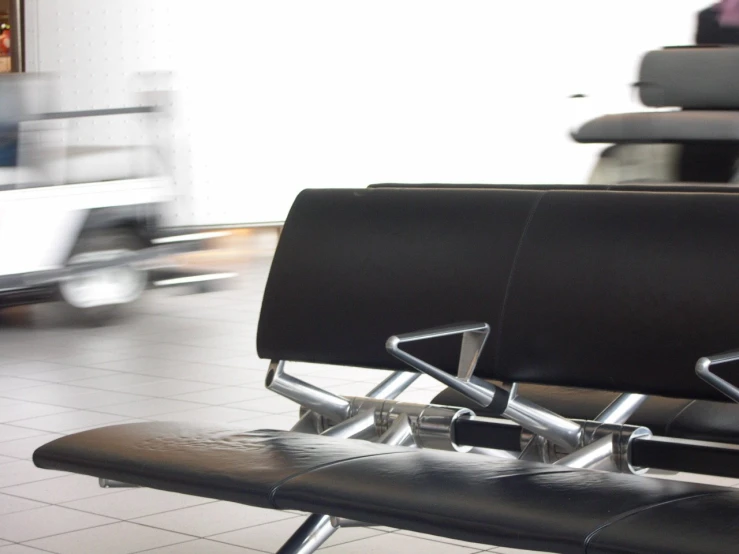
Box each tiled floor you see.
[0,232,736,553]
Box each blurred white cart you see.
[0,74,233,323]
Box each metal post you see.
[9,0,22,73]
[553,435,616,470]
[377,414,416,447]
[276,514,337,554]
[267,360,352,422]
[596,393,648,425]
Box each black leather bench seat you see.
[34,422,739,554]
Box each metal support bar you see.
[595,393,648,424]
[288,369,420,436]
[696,353,739,403]
[365,370,420,400]
[554,435,615,470]
[329,517,367,528]
[377,414,416,447]
[276,514,337,554]
[386,322,497,407]
[386,323,584,451]
[503,395,583,451]
[99,479,138,489]
[267,361,352,422]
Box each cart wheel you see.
[59,229,148,325]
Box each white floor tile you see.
[0,545,53,553]
[320,532,480,553]
[0,461,65,488]
[121,380,221,398]
[133,502,297,538]
[0,378,44,393]
[227,395,298,414]
[2,474,125,504]
[230,414,299,431]
[0,493,47,516]
[397,530,494,550]
[96,398,208,418]
[152,406,262,424]
[213,516,386,552]
[0,434,64,461]
[171,387,271,406]
[0,504,115,542]
[27,367,119,384]
[63,488,216,520]
[0,425,48,443]
[11,411,129,433]
[0,404,72,424]
[138,539,264,553]
[26,521,191,554]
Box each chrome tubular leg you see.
[596,393,648,425]
[377,414,416,447]
[503,395,583,451]
[276,514,337,554]
[290,411,323,434]
[322,411,376,439]
[330,517,367,528]
[267,361,352,422]
[366,370,420,400]
[99,478,139,488]
[554,435,615,470]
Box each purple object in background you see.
[718,0,739,27]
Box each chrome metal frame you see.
[696,352,739,403]
[266,323,725,553]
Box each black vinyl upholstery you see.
[33,423,739,554]
[638,47,739,109]
[572,111,739,144]
[257,187,739,401]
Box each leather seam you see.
[582,491,721,553]
[267,451,407,509]
[493,192,545,370]
[664,399,695,435]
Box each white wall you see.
[24,0,710,225]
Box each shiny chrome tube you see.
[378,414,416,447]
[366,370,420,400]
[276,514,337,554]
[596,393,648,424]
[267,360,352,422]
[386,322,495,407]
[554,435,615,470]
[503,395,583,451]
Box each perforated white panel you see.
[24,0,709,226]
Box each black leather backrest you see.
[257,188,739,401]
[369,183,739,193]
[638,47,739,109]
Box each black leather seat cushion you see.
[434,385,739,445]
[572,111,739,144]
[34,423,739,554]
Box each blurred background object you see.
[0,71,235,325]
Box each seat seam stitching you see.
[493,191,545,371]
[268,451,406,508]
[664,399,696,435]
[582,491,722,553]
